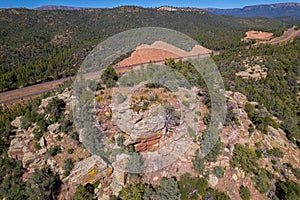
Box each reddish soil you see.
[244,30,273,41]
[116,48,179,67]
[114,41,212,74]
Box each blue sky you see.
[1,0,300,9]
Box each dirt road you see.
[0,52,210,104]
[0,78,71,104]
[264,26,300,45]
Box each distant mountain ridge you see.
[34,3,300,20]
[206,2,300,18]
[35,5,86,10]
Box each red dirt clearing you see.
[243,30,273,41]
[114,41,212,73]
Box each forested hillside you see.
[0,7,284,92]
[214,38,300,144]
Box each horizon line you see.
[1,2,300,10]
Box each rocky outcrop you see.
[38,88,71,114]
[57,88,72,104]
[23,152,36,168]
[7,129,43,168]
[47,123,60,135]
[235,57,267,80]
[112,97,165,142]
[132,133,161,152]
[38,96,55,113]
[11,116,24,129]
[235,65,267,80]
[8,130,27,160]
[110,154,130,196]
[68,155,112,185]
[39,136,46,148]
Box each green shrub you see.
[248,124,255,135]
[33,129,43,141]
[63,158,74,172]
[120,183,147,200]
[37,118,48,132]
[178,173,208,200]
[28,166,61,200]
[101,65,118,88]
[244,103,278,134]
[203,113,210,125]
[182,101,190,108]
[47,145,61,156]
[255,149,262,158]
[203,188,230,200]
[155,177,181,200]
[267,148,284,158]
[193,149,205,174]
[117,135,125,147]
[56,135,63,141]
[63,158,74,177]
[213,166,224,178]
[204,138,222,162]
[195,111,201,116]
[292,168,300,180]
[70,132,79,141]
[45,97,65,121]
[225,109,239,125]
[253,168,269,194]
[239,185,251,200]
[275,180,300,200]
[63,171,70,177]
[67,148,74,154]
[60,119,73,133]
[34,141,41,150]
[230,144,259,174]
[73,184,94,200]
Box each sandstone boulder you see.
[39,136,46,148]
[112,94,165,142]
[8,131,27,160]
[47,158,57,169]
[23,152,36,168]
[208,174,219,188]
[57,88,71,102]
[11,116,24,128]
[39,96,55,113]
[68,155,111,186]
[47,123,60,135]
[110,154,131,195]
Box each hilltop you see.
[0,3,299,200]
[1,54,299,199]
[35,5,86,10]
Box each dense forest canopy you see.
[0,7,285,92]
